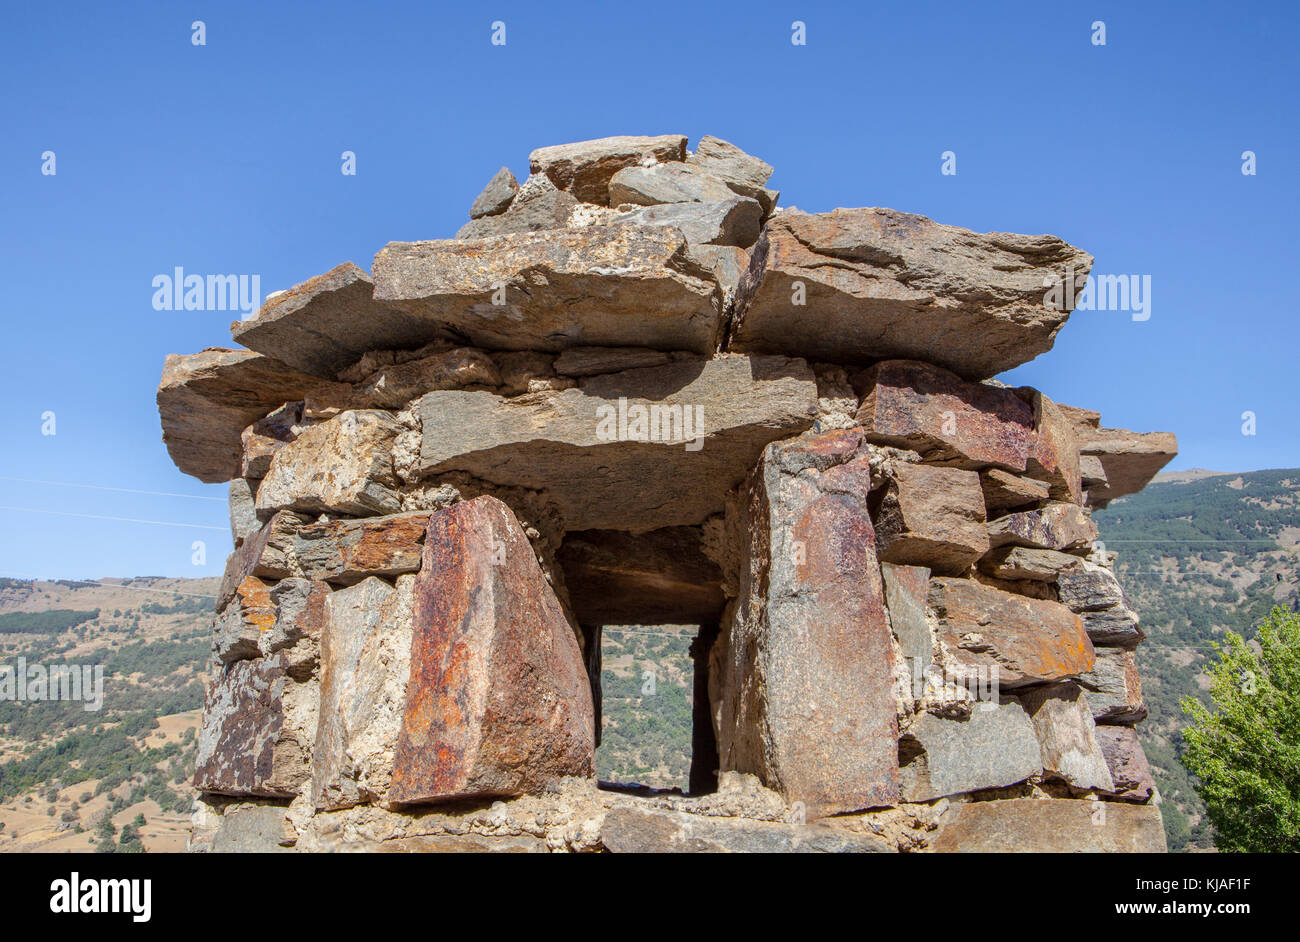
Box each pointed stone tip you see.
[469,166,520,219]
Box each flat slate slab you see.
[1079,646,1147,724]
[854,359,1034,469]
[930,577,1095,688]
[616,197,763,248]
[409,354,817,531]
[294,512,433,585]
[601,805,894,853]
[557,527,725,625]
[372,224,724,354]
[932,797,1166,852]
[157,348,328,483]
[231,262,435,379]
[1060,405,1179,506]
[980,469,1050,513]
[899,700,1042,801]
[730,207,1094,380]
[987,501,1098,552]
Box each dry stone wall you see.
[159,133,1177,853]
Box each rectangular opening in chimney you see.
[558,526,726,797]
[591,623,718,795]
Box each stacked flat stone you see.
[159,134,1176,853]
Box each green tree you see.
[1181,607,1300,851]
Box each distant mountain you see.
[1151,468,1237,485]
[1094,468,1300,851]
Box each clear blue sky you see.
[1,0,1296,580]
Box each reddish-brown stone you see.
[1060,404,1179,507]
[216,509,311,609]
[729,209,1093,380]
[873,461,989,574]
[1080,646,1147,724]
[980,468,1050,513]
[929,577,1095,688]
[712,430,899,815]
[1094,725,1158,802]
[853,360,1033,470]
[1017,389,1083,504]
[388,496,594,803]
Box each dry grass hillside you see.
[0,576,215,852]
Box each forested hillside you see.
[1094,469,1300,851]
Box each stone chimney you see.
[161,134,1174,853]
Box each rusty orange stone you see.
[929,576,1095,687]
[235,576,276,634]
[293,511,432,585]
[389,496,594,803]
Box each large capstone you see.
[410,354,817,531]
[730,208,1094,379]
[372,224,724,354]
[231,262,435,379]
[157,349,334,483]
